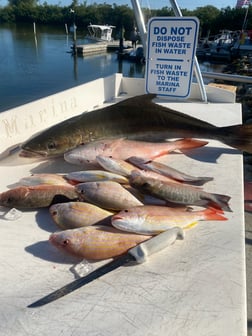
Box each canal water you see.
[0,23,224,112]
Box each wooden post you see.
[33,22,36,35]
[65,23,68,35]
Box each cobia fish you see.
[129,171,232,212]
[64,138,207,165]
[49,202,113,229]
[49,226,151,260]
[20,94,252,158]
[0,185,79,209]
[111,205,227,235]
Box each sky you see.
[0,0,238,9]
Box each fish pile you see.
[0,137,231,261]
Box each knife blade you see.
[27,227,184,308]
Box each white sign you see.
[145,17,199,98]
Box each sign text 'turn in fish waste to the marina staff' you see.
[145,17,199,98]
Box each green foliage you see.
[8,0,37,7]
[192,5,220,36]
[0,2,251,38]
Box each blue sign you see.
[145,17,199,98]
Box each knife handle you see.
[129,227,184,264]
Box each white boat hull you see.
[0,74,246,336]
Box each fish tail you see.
[208,192,232,212]
[188,176,214,186]
[149,138,208,160]
[202,207,227,221]
[220,124,252,153]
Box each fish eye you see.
[62,239,70,246]
[123,209,129,213]
[52,210,57,216]
[47,141,56,151]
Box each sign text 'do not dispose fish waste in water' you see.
[145,17,199,98]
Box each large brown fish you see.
[20,94,252,157]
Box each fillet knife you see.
[28,227,184,308]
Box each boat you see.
[231,4,252,57]
[232,30,252,57]
[0,73,246,336]
[117,45,145,63]
[0,1,247,335]
[197,30,238,61]
[86,23,116,42]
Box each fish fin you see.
[208,200,232,213]
[104,138,125,153]
[202,192,232,212]
[171,138,208,151]
[220,124,252,153]
[187,176,214,186]
[149,138,209,160]
[184,221,199,229]
[202,207,227,221]
[207,206,224,214]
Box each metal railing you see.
[201,71,252,84]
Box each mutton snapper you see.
[20,94,252,158]
[64,138,208,165]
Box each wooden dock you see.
[75,40,132,56]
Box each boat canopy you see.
[87,24,116,42]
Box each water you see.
[0,23,224,112]
[0,23,145,112]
